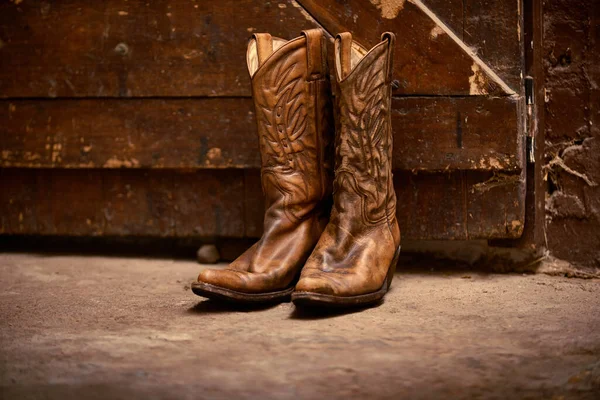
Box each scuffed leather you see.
[198,29,333,294]
[295,32,401,297]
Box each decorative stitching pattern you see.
[252,43,320,222]
[334,44,393,225]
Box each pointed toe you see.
[196,268,215,284]
[295,275,336,295]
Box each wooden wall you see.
[0,0,528,241]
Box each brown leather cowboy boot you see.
[292,32,401,307]
[192,29,333,303]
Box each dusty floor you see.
[0,253,599,400]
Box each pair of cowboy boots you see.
[192,29,401,308]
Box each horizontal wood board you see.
[0,168,525,240]
[0,96,523,171]
[0,0,521,97]
[0,0,321,98]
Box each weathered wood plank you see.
[0,169,247,237]
[101,170,175,236]
[393,96,523,171]
[395,170,467,239]
[34,170,107,235]
[466,170,526,239]
[396,170,525,240]
[0,0,320,98]
[0,168,38,234]
[297,0,514,95]
[0,99,260,169]
[0,168,524,240]
[463,0,523,93]
[422,0,523,92]
[421,0,464,40]
[0,0,521,97]
[173,169,245,237]
[0,96,523,171]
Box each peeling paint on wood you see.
[409,0,517,96]
[51,143,62,164]
[290,0,315,21]
[369,0,405,19]
[103,157,140,168]
[206,148,223,166]
[471,172,522,193]
[469,63,489,95]
[430,26,444,39]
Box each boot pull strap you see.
[301,29,325,81]
[252,33,273,67]
[380,32,396,84]
[334,32,353,80]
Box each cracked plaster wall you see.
[543,0,599,267]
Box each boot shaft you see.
[247,30,333,220]
[332,32,398,226]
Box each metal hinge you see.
[525,76,536,164]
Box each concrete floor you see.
[0,253,599,400]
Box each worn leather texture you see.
[197,29,333,294]
[295,32,401,297]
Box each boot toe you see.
[197,268,244,290]
[294,275,337,295]
[198,267,289,294]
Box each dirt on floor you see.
[0,252,599,400]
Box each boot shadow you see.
[187,299,282,314]
[288,300,383,320]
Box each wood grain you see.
[0,0,521,97]
[422,0,464,39]
[0,99,260,169]
[463,0,523,93]
[0,169,246,237]
[297,0,514,95]
[0,168,524,240]
[395,171,467,239]
[0,0,320,98]
[466,170,526,239]
[423,0,523,91]
[392,96,523,171]
[0,96,523,171]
